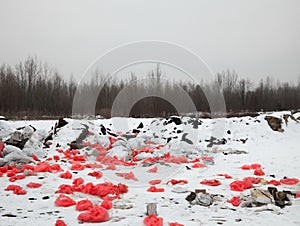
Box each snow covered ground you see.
[0,111,299,226]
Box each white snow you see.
[0,112,299,226]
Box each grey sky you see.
[0,0,300,84]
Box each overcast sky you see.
[0,0,300,84]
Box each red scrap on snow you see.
[254,168,265,176]
[167,179,188,185]
[227,196,241,207]
[55,219,67,226]
[100,198,112,210]
[230,178,254,191]
[147,186,165,192]
[147,166,158,173]
[26,182,42,188]
[143,214,163,226]
[60,171,73,179]
[280,178,299,185]
[268,180,281,186]
[88,171,103,179]
[78,204,109,223]
[76,199,93,211]
[200,179,221,186]
[168,222,184,226]
[191,163,206,168]
[149,180,162,185]
[55,194,76,207]
[116,171,138,181]
[5,184,27,195]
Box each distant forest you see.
[0,57,299,119]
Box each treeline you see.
[0,57,299,119]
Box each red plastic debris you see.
[149,180,162,185]
[200,179,221,186]
[78,205,109,223]
[34,161,52,172]
[76,199,93,211]
[147,166,158,173]
[55,184,74,194]
[116,172,138,181]
[71,162,85,171]
[245,177,262,184]
[250,163,262,170]
[14,186,27,195]
[5,184,27,195]
[217,173,232,179]
[191,163,206,168]
[254,168,265,176]
[60,171,72,179]
[296,193,300,198]
[168,223,184,226]
[230,180,245,192]
[55,219,67,226]
[32,154,39,161]
[268,180,281,186]
[73,178,85,187]
[143,214,163,226]
[167,179,188,185]
[9,174,26,182]
[55,194,76,207]
[280,178,299,185]
[242,177,253,189]
[88,171,103,179]
[241,165,251,170]
[53,155,60,161]
[227,196,240,207]
[26,182,42,188]
[100,198,112,210]
[147,186,165,192]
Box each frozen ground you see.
[0,111,299,226]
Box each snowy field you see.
[0,111,299,226]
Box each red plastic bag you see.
[230,180,245,191]
[73,178,85,187]
[280,178,299,185]
[34,161,52,172]
[168,223,184,226]
[245,177,262,184]
[55,184,74,194]
[71,162,85,171]
[88,171,103,179]
[116,172,138,181]
[241,165,251,170]
[227,196,240,207]
[242,178,253,189]
[144,214,163,226]
[167,179,188,185]
[55,194,76,207]
[100,198,112,210]
[76,199,93,211]
[200,179,221,186]
[26,182,42,188]
[55,219,67,226]
[78,205,109,223]
[147,186,165,192]
[149,180,162,185]
[60,171,72,179]
[9,174,26,182]
[254,168,265,176]
[147,166,158,173]
[268,180,281,186]
[250,163,261,170]
[191,163,206,168]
